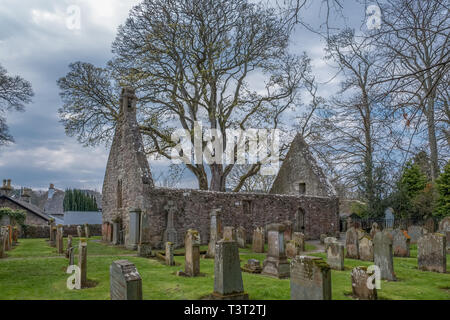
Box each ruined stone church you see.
[102,88,339,251]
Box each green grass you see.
[0,238,448,300]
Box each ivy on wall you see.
[0,207,26,226]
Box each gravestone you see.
[110,260,143,300]
[78,239,88,288]
[424,217,435,233]
[326,241,344,271]
[163,201,178,246]
[324,237,337,253]
[236,226,246,248]
[77,225,83,238]
[50,226,57,248]
[84,224,90,239]
[112,222,120,245]
[351,266,377,300]
[384,208,394,229]
[206,208,222,258]
[56,225,64,254]
[261,223,290,278]
[12,227,18,245]
[373,231,396,281]
[128,209,140,250]
[68,247,75,266]
[417,233,446,273]
[165,242,175,266]
[357,229,366,240]
[0,234,4,258]
[223,226,236,241]
[185,229,201,276]
[212,240,249,300]
[243,259,262,273]
[107,223,113,242]
[438,217,450,252]
[49,220,55,243]
[292,232,305,252]
[345,227,359,259]
[407,225,425,244]
[393,229,410,257]
[370,222,380,239]
[320,234,327,245]
[290,255,331,300]
[286,240,300,259]
[359,236,374,261]
[283,220,293,242]
[252,227,265,253]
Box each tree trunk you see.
[426,97,440,180]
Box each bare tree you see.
[58,0,309,191]
[0,64,34,146]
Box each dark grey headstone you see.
[373,231,396,281]
[110,260,143,300]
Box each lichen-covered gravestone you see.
[0,234,4,258]
[393,229,410,257]
[292,232,305,252]
[223,226,236,241]
[369,222,380,239]
[358,236,374,261]
[351,266,377,300]
[373,231,396,281]
[252,227,265,253]
[56,225,64,254]
[206,208,222,258]
[407,225,425,244]
[262,223,290,278]
[417,233,446,273]
[290,256,331,300]
[345,227,359,259]
[326,242,344,271]
[283,220,293,242]
[78,239,88,288]
[286,240,300,259]
[243,259,262,273]
[50,226,57,248]
[66,235,73,259]
[324,237,337,253]
[185,229,201,276]
[212,240,249,300]
[236,226,246,248]
[77,225,83,238]
[165,242,174,266]
[68,247,75,266]
[84,224,90,239]
[110,260,143,300]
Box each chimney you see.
[0,178,13,197]
[48,183,55,199]
[21,188,32,203]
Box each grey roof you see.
[0,195,51,221]
[63,211,102,225]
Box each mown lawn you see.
[0,238,448,300]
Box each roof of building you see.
[0,195,51,222]
[63,211,102,225]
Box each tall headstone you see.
[78,239,88,288]
[261,223,290,278]
[206,208,222,257]
[84,224,90,239]
[326,241,344,270]
[56,225,64,254]
[359,236,374,261]
[290,255,331,300]
[110,260,143,300]
[345,227,359,259]
[384,208,394,229]
[165,242,175,266]
[438,217,450,252]
[424,217,435,233]
[393,229,410,257]
[236,226,246,248]
[0,234,5,258]
[50,226,57,248]
[286,240,300,259]
[223,226,236,241]
[212,240,249,300]
[292,232,305,252]
[252,227,265,253]
[185,229,201,276]
[128,208,140,250]
[77,225,83,238]
[351,266,377,300]
[66,235,73,258]
[163,201,178,245]
[373,231,396,281]
[283,220,293,242]
[369,222,380,239]
[68,247,75,266]
[417,233,446,273]
[112,222,120,245]
[407,225,425,244]
[49,219,55,243]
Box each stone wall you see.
[0,197,48,225]
[20,224,102,239]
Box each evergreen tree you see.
[435,162,450,218]
[63,189,99,212]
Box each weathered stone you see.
[417,233,446,273]
[110,260,143,300]
[290,255,331,300]
[351,266,377,300]
[357,229,366,240]
[84,224,90,239]
[320,234,327,244]
[424,217,435,233]
[223,226,236,241]
[65,235,73,259]
[323,237,337,253]
[50,226,57,247]
[0,234,4,258]
[393,229,410,257]
[326,241,344,270]
[438,217,450,252]
[68,247,75,266]
[77,225,83,238]
[252,227,265,253]
[373,231,396,281]
[236,226,246,248]
[163,201,178,246]
[407,225,425,244]
[359,236,374,261]
[212,240,249,300]
[165,242,175,266]
[127,209,140,250]
[78,239,88,288]
[286,240,300,259]
[185,229,201,276]
[243,259,262,273]
[345,227,359,259]
[369,222,380,239]
[262,223,290,278]
[137,243,153,258]
[112,222,120,245]
[283,220,293,242]
[56,225,64,254]
[206,208,222,257]
[292,232,305,252]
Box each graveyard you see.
[0,234,448,300]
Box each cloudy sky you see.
[0,0,367,192]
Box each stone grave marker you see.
[359,236,374,261]
[236,226,246,248]
[252,227,265,253]
[369,222,380,239]
[417,233,446,273]
[345,227,359,259]
[261,223,290,278]
[223,226,236,241]
[393,229,410,257]
[324,237,337,253]
[211,240,248,300]
[84,224,90,239]
[326,241,344,270]
[184,229,201,276]
[438,217,450,252]
[78,239,88,288]
[165,242,175,266]
[283,220,293,242]
[351,266,377,300]
[424,217,435,233]
[292,232,305,252]
[290,255,331,300]
[373,231,396,281]
[243,259,262,273]
[110,260,143,300]
[77,225,83,238]
[407,225,425,244]
[206,208,222,258]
